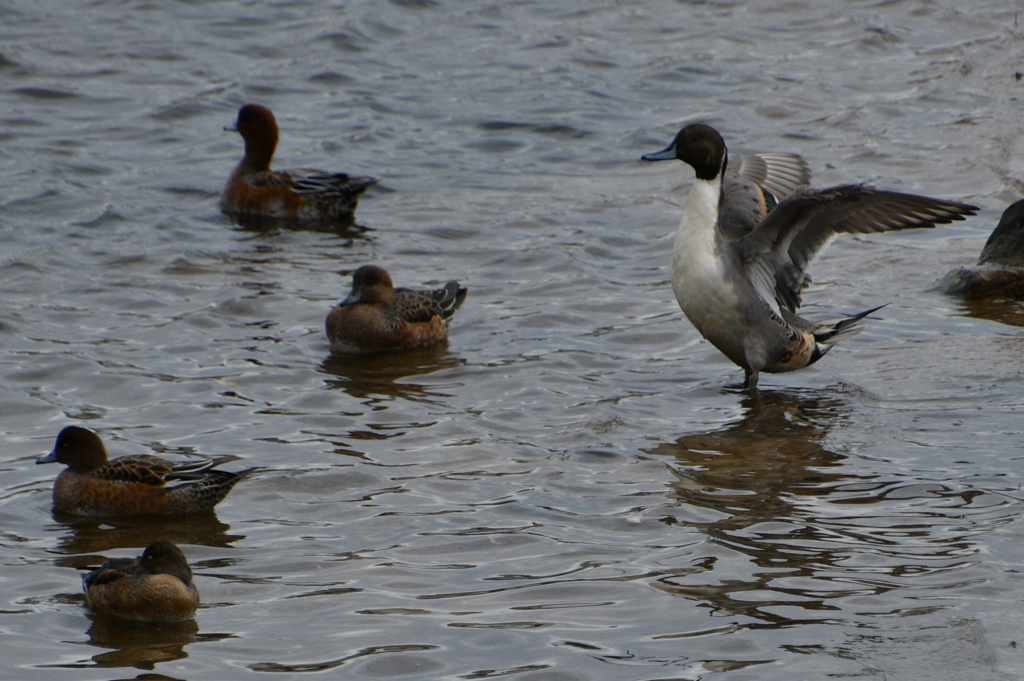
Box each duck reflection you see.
[647,389,873,625]
[49,512,245,569]
[319,344,463,403]
[74,611,237,671]
[82,612,198,670]
[957,297,1024,327]
[650,389,854,522]
[226,210,371,237]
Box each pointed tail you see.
[808,303,888,365]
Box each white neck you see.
[672,176,722,288]
[670,175,743,330]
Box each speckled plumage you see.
[326,264,467,352]
[38,426,250,515]
[222,103,377,221]
[83,542,199,622]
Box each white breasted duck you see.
[642,123,977,390]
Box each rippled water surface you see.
[3,1,1024,679]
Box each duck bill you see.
[338,292,362,307]
[641,143,677,162]
[223,121,238,132]
[37,450,58,464]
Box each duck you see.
[82,542,199,622]
[37,426,250,515]
[326,265,467,352]
[222,103,377,221]
[937,198,1024,298]
[641,123,977,390]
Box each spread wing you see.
[719,153,813,241]
[739,185,977,313]
[730,152,811,205]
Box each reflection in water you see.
[319,345,463,404]
[959,297,1024,327]
[647,390,870,626]
[44,611,236,671]
[81,614,198,670]
[49,512,245,568]
[646,390,1019,630]
[225,210,371,236]
[650,389,855,527]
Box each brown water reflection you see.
[78,615,199,670]
[648,390,861,625]
[650,389,854,521]
[226,210,371,237]
[49,613,236,672]
[49,512,245,566]
[319,344,463,404]
[959,297,1024,327]
[646,389,1019,637]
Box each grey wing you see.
[427,282,467,321]
[292,171,379,197]
[739,184,978,312]
[719,176,771,240]
[719,153,813,241]
[730,152,811,204]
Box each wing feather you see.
[738,185,977,311]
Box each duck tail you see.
[434,282,468,321]
[808,303,888,365]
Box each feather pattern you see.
[37,426,251,515]
[222,103,377,221]
[739,185,978,312]
[730,152,812,207]
[326,265,468,352]
[82,542,199,622]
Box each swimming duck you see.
[326,265,467,352]
[37,426,250,515]
[222,103,377,221]
[937,198,1024,298]
[82,542,199,622]
[642,124,977,389]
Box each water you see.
[2,0,1024,679]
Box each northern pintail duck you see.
[938,198,1024,298]
[642,124,977,389]
[222,103,377,221]
[83,542,199,622]
[326,264,467,352]
[37,426,250,515]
